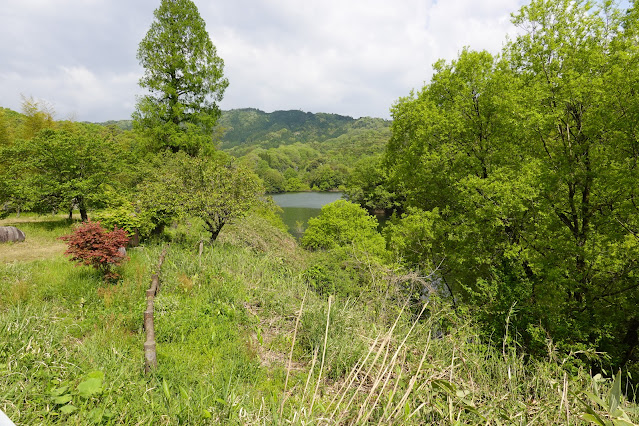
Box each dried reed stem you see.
[310,295,332,414]
[280,288,307,416]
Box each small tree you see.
[137,151,263,242]
[301,200,386,257]
[60,221,129,280]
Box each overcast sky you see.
[1,0,530,122]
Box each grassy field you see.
[0,214,637,424]
[0,215,69,263]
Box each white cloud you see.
[212,0,524,118]
[1,0,527,121]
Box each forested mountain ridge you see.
[216,108,390,150]
[216,109,391,193]
[90,108,392,193]
[90,108,391,152]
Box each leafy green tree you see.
[134,0,228,156]
[7,123,124,220]
[0,100,57,216]
[19,95,56,140]
[0,109,18,215]
[0,108,13,147]
[308,164,345,191]
[302,200,386,257]
[283,171,309,192]
[344,155,400,213]
[385,0,639,366]
[503,0,639,361]
[137,151,263,241]
[259,168,286,193]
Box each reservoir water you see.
[270,192,343,239]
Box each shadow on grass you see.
[2,217,80,232]
[27,219,79,232]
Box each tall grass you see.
[0,213,637,424]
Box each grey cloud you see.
[1,0,526,122]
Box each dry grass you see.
[0,239,65,263]
[0,215,69,263]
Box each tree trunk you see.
[152,223,165,236]
[208,221,225,242]
[80,204,88,222]
[68,207,73,220]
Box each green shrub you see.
[92,205,155,241]
[301,200,386,257]
[302,254,358,298]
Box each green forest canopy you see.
[384,0,639,375]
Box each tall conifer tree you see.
[134,0,228,156]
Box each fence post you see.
[144,246,167,374]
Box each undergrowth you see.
[0,213,637,424]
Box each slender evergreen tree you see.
[134,0,228,156]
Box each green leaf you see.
[59,404,78,415]
[432,379,456,395]
[463,404,484,420]
[611,420,635,426]
[86,370,104,380]
[577,394,608,425]
[50,386,69,396]
[162,378,171,401]
[582,413,606,425]
[52,394,73,405]
[456,389,471,399]
[77,377,103,398]
[585,391,608,410]
[88,408,103,423]
[609,369,622,414]
[179,385,189,401]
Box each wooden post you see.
[144,291,157,372]
[149,274,159,295]
[198,241,203,268]
[144,341,157,373]
[144,246,167,374]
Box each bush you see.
[92,205,155,242]
[301,200,386,258]
[60,220,129,280]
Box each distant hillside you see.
[93,108,391,156]
[217,108,390,150]
[97,120,133,131]
[215,109,392,192]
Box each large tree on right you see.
[386,0,639,371]
[134,0,228,156]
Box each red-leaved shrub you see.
[60,220,129,280]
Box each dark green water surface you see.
[270,192,343,239]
